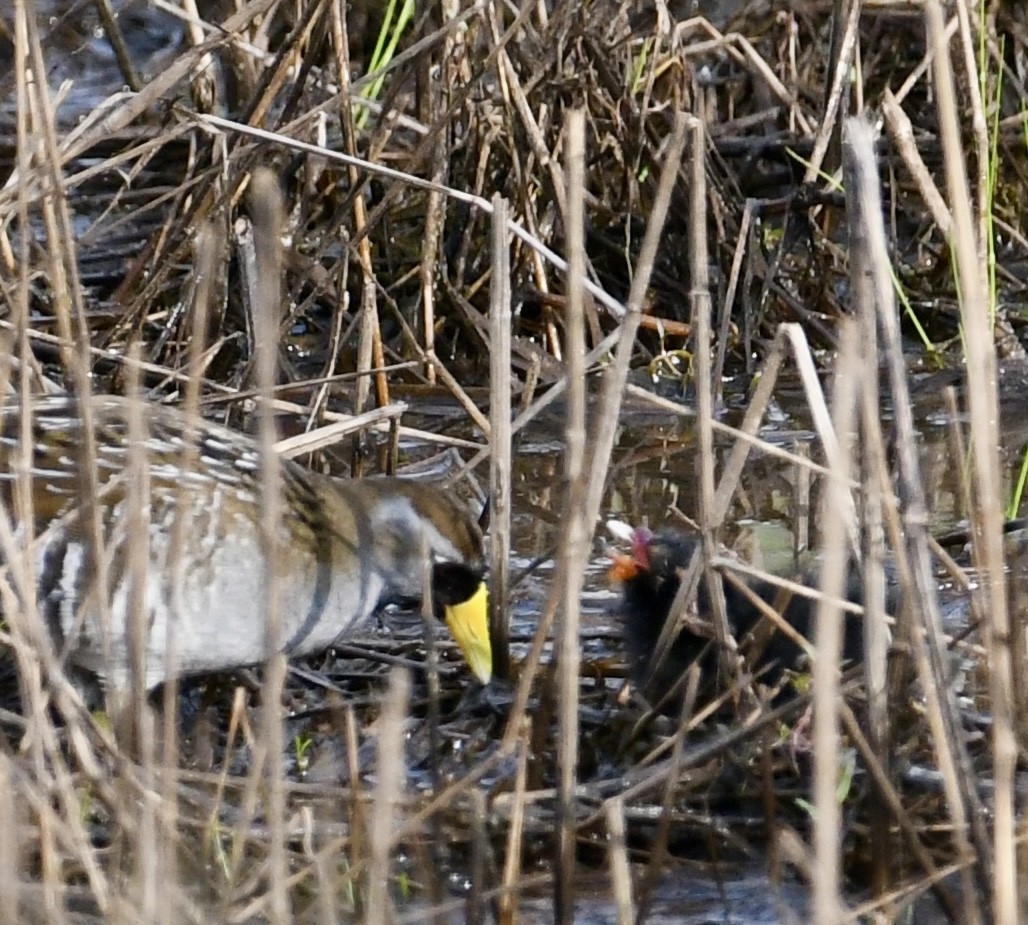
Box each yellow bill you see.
[443,582,492,685]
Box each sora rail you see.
[0,395,492,696]
[611,526,866,701]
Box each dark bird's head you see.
[356,478,493,685]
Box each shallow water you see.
[520,865,810,925]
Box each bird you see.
[609,525,866,704]
[0,394,492,699]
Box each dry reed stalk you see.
[6,12,46,397]
[881,91,953,236]
[0,342,30,915]
[272,403,409,458]
[489,194,513,681]
[246,0,332,128]
[579,109,689,541]
[604,798,634,925]
[9,10,141,915]
[250,167,290,925]
[555,109,588,925]
[490,16,567,223]
[837,10,991,921]
[889,10,958,107]
[482,4,560,362]
[467,789,488,925]
[123,344,162,919]
[0,758,16,923]
[418,539,446,919]
[950,0,991,269]
[179,0,218,108]
[714,199,754,398]
[367,668,411,925]
[840,115,893,901]
[350,179,388,428]
[155,221,223,924]
[498,718,530,925]
[208,685,250,863]
[93,0,141,91]
[8,0,40,679]
[803,0,861,184]
[928,3,1016,921]
[783,326,860,550]
[417,0,469,386]
[498,111,689,753]
[16,4,119,718]
[124,349,153,753]
[342,702,368,893]
[305,801,342,925]
[811,318,861,925]
[885,298,986,919]
[264,394,482,451]
[691,115,736,683]
[299,286,350,441]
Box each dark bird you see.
[0,395,492,700]
[610,526,866,704]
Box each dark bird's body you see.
[0,395,492,696]
[612,528,866,700]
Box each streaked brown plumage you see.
[0,395,492,695]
